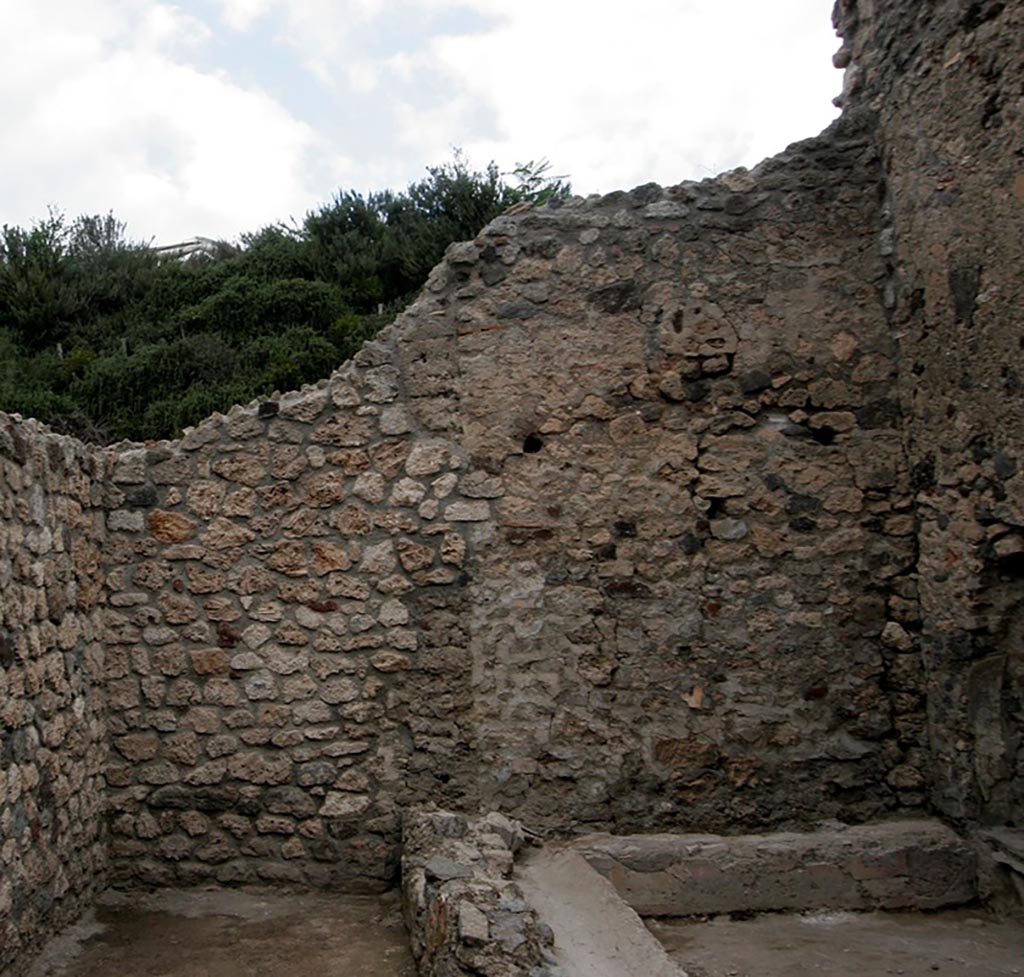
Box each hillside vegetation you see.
[0,157,568,443]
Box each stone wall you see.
[1,1,1021,967]
[0,415,110,975]
[96,107,932,890]
[99,354,481,890]
[452,121,924,832]
[835,0,1023,826]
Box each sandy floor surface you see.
[26,888,416,977]
[649,908,1024,977]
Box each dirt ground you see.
[26,888,416,977]
[649,908,1024,977]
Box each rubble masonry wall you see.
[97,113,928,890]
[1,418,110,974]
[835,0,1023,825]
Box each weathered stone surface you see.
[264,786,318,818]
[108,509,145,532]
[211,454,267,486]
[0,418,109,977]
[321,792,371,818]
[834,0,1024,828]
[403,441,448,477]
[227,753,293,785]
[187,480,226,518]
[148,509,196,542]
[444,501,490,522]
[304,471,347,506]
[397,539,433,572]
[203,517,256,549]
[402,809,561,977]
[190,649,231,676]
[311,541,350,575]
[115,734,160,761]
[573,821,977,916]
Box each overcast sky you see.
[1,0,843,244]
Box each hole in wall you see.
[523,433,544,454]
[996,552,1024,580]
[811,426,836,446]
[613,520,637,538]
[672,310,684,334]
[0,632,14,668]
[706,498,726,519]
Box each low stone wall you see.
[401,808,561,977]
[0,414,111,976]
[573,820,978,916]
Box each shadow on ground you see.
[26,889,415,977]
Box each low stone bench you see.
[570,819,977,916]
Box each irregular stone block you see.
[573,821,977,916]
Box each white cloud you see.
[217,0,275,32]
[347,60,381,94]
[0,0,336,241]
[209,0,841,193]
[245,0,363,88]
[1,0,843,242]
[137,3,212,50]
[409,0,842,193]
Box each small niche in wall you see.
[996,550,1024,580]
[0,631,14,668]
[811,425,836,446]
[523,433,544,454]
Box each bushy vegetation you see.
[0,156,569,442]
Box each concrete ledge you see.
[401,808,562,977]
[517,848,685,977]
[571,820,977,916]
